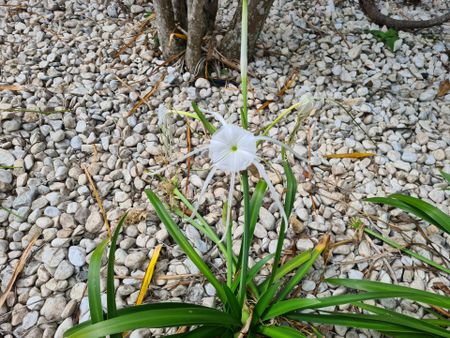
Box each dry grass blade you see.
[0,233,39,309]
[136,244,163,305]
[324,152,376,159]
[256,69,298,113]
[82,165,112,239]
[114,14,154,58]
[0,85,22,91]
[126,72,166,117]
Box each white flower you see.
[150,95,314,233]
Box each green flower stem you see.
[238,171,251,306]
[226,204,234,287]
[240,0,248,129]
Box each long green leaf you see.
[277,239,326,302]
[264,291,447,320]
[191,102,216,135]
[389,193,450,234]
[440,171,450,186]
[253,281,281,324]
[248,180,268,248]
[257,325,307,338]
[365,196,436,225]
[231,254,274,292]
[88,239,109,326]
[286,312,424,333]
[259,251,312,292]
[145,190,228,306]
[238,171,251,306]
[107,214,128,320]
[64,306,239,338]
[353,302,450,336]
[327,279,450,309]
[265,158,297,293]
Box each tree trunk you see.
[185,0,218,74]
[153,0,184,59]
[219,0,275,60]
[173,0,188,31]
[185,0,207,73]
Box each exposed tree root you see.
[359,0,450,30]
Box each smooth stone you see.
[68,246,86,267]
[0,149,15,167]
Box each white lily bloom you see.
[151,94,314,235]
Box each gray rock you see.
[429,189,444,203]
[13,187,38,208]
[41,246,65,268]
[86,211,103,233]
[22,311,39,329]
[124,134,143,147]
[259,207,276,230]
[26,295,44,311]
[54,317,73,338]
[125,251,146,269]
[0,149,15,167]
[70,136,82,149]
[68,246,86,267]
[419,89,435,102]
[41,295,67,320]
[194,78,210,88]
[401,151,417,163]
[54,260,75,280]
[44,206,60,217]
[51,130,65,142]
[0,169,13,185]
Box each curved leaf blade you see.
[65,306,239,338]
[88,239,109,325]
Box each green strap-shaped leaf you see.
[365,196,436,226]
[253,281,281,325]
[286,312,424,334]
[145,189,230,309]
[263,158,297,293]
[264,291,447,320]
[257,325,307,338]
[389,193,450,234]
[248,180,268,248]
[107,213,128,319]
[231,254,274,292]
[191,101,216,135]
[64,306,239,338]
[353,302,450,336]
[276,244,322,302]
[327,279,450,309]
[440,170,450,186]
[88,239,109,326]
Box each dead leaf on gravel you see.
[437,80,450,97]
[325,152,376,159]
[0,85,22,91]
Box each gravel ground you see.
[0,0,449,337]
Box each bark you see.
[153,0,183,59]
[219,0,275,60]
[360,0,450,30]
[185,0,208,73]
[173,0,188,31]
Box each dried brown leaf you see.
[325,152,376,159]
[0,233,39,309]
[437,80,450,97]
